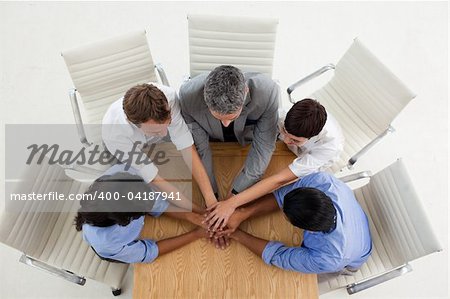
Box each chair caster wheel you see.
[112,288,122,296]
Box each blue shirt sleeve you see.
[262,241,341,274]
[101,239,159,263]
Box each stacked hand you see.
[196,192,247,249]
[203,198,246,243]
[204,200,233,250]
[204,198,238,231]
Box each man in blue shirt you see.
[217,172,372,273]
[75,164,209,264]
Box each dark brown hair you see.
[123,84,170,125]
[284,98,327,139]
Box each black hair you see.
[74,172,154,231]
[282,187,336,232]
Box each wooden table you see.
[134,142,318,298]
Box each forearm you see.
[151,175,203,213]
[164,210,205,228]
[230,167,296,209]
[239,193,279,221]
[232,230,269,257]
[156,230,200,256]
[213,194,278,237]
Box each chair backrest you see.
[319,159,441,294]
[62,30,158,145]
[0,158,129,289]
[311,39,416,171]
[188,14,278,77]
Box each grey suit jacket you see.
[178,72,279,193]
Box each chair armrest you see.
[69,89,91,147]
[338,171,372,183]
[347,126,395,169]
[155,63,170,86]
[287,64,335,103]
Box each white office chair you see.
[61,30,169,179]
[62,30,169,147]
[0,157,129,296]
[187,14,278,78]
[287,38,416,172]
[318,159,442,295]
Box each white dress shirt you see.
[278,109,344,178]
[102,83,194,183]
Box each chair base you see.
[346,264,412,294]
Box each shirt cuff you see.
[141,239,159,263]
[262,241,284,265]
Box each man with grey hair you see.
[179,65,279,205]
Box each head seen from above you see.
[283,98,327,147]
[123,84,172,137]
[282,187,336,233]
[74,172,153,231]
[204,65,247,127]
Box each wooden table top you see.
[134,142,318,298]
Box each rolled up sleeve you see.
[262,241,337,274]
[140,239,159,263]
[262,241,285,264]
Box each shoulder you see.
[245,72,279,107]
[103,98,126,124]
[179,74,208,98]
[323,112,344,143]
[178,74,209,111]
[102,98,136,138]
[246,72,278,92]
[148,82,177,103]
[299,172,337,189]
[300,172,353,206]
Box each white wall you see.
[0,1,448,298]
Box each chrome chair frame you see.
[287,63,396,170]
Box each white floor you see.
[0,1,448,299]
